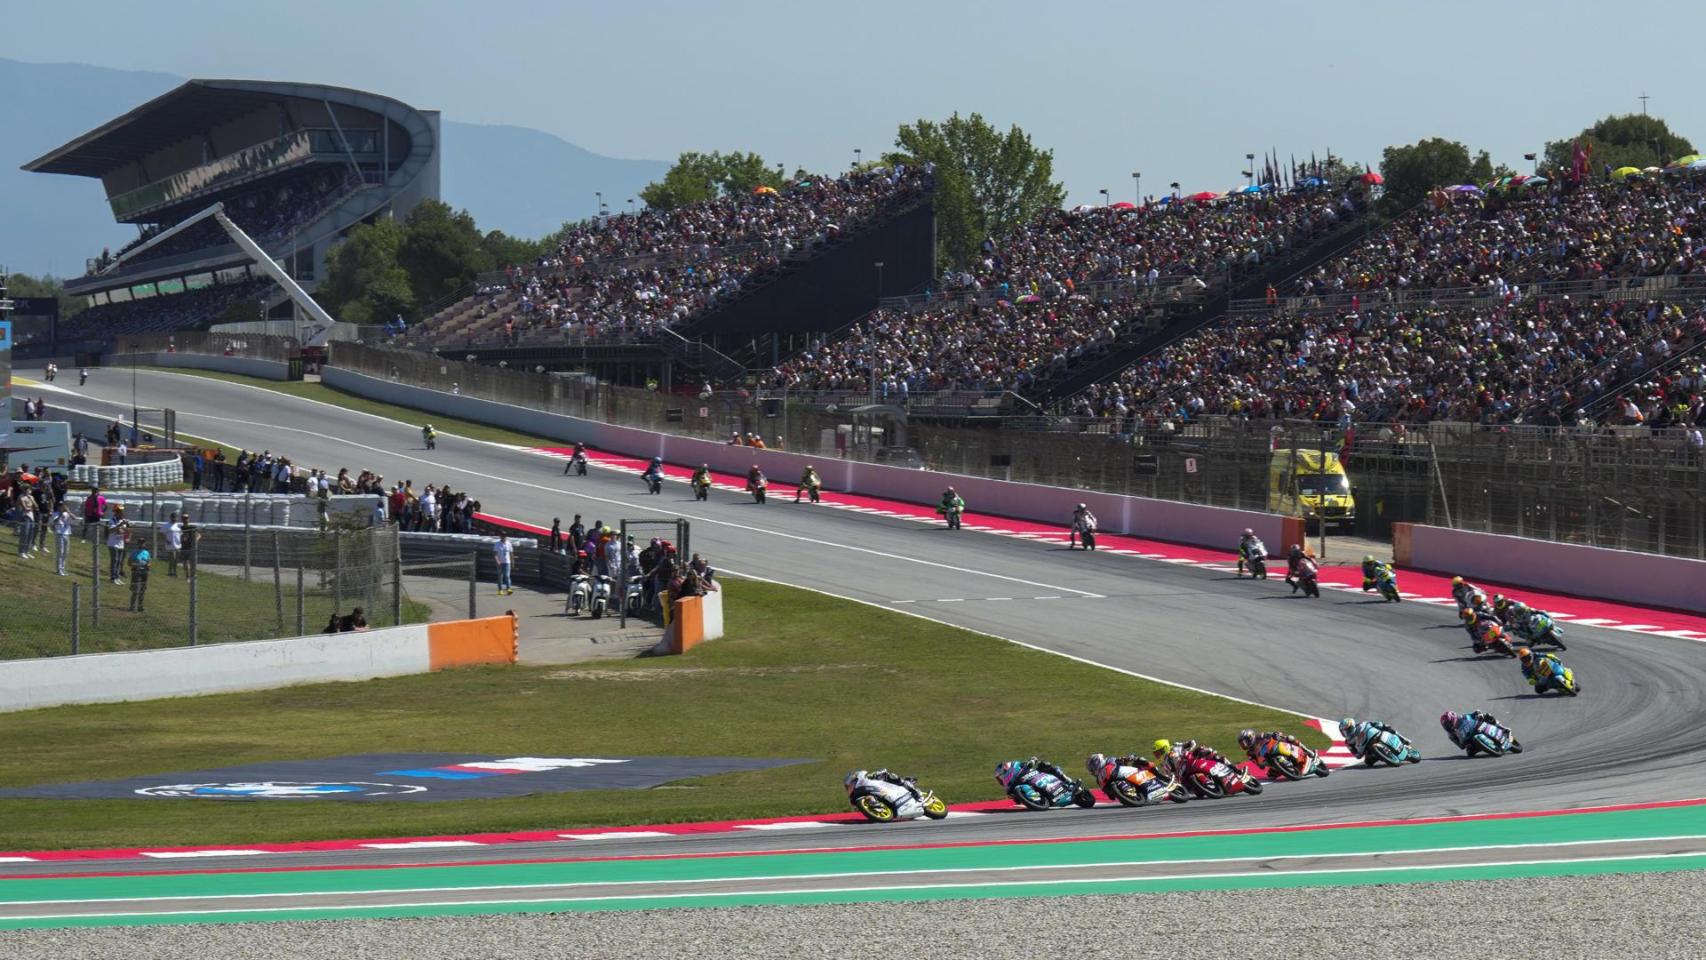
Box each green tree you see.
[479,230,548,272]
[317,217,414,325]
[396,201,495,307]
[640,150,779,210]
[1,272,86,320]
[1541,114,1695,176]
[887,112,1065,267]
[1380,137,1486,210]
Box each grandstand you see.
[23,80,440,347]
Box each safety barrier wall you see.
[1393,523,1706,614]
[322,367,1298,551]
[0,616,517,714]
[660,591,725,655]
[105,351,290,381]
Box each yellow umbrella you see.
[1611,166,1642,181]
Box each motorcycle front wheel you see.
[922,795,948,819]
[1239,775,1264,796]
[1072,787,1097,809]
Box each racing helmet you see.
[1517,647,1533,663]
[1440,711,1460,730]
[1451,576,1465,586]
[700,463,708,470]
[1237,729,1256,750]
[750,464,759,471]
[844,770,866,792]
[1242,528,1254,537]
[1338,717,1357,739]
[1460,609,1477,624]
[994,760,1023,787]
[1152,738,1172,757]
[1364,554,1376,564]
[1085,753,1107,776]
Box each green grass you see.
[139,367,555,449]
[0,545,431,661]
[0,580,1325,850]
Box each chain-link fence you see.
[0,521,425,661]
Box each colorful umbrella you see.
[1185,191,1220,202]
[1669,154,1703,167]
[1521,175,1549,186]
[1690,159,1706,171]
[1071,204,1096,213]
[752,185,778,195]
[1016,294,1043,303]
[1110,201,1136,210]
[1611,166,1642,181]
[1447,184,1484,195]
[1360,171,1384,185]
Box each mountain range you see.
[0,57,667,278]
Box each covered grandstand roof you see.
[22,79,411,178]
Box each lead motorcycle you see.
[845,772,948,823]
[997,761,1097,811]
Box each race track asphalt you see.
[12,369,1706,875]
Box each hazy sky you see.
[9,0,1705,206]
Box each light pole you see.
[129,340,139,445]
[1169,181,1181,199]
[871,261,885,408]
[1246,153,1256,187]
[628,198,636,216]
[854,147,862,169]
[595,191,603,218]
[1132,171,1141,203]
[1098,188,1110,206]
[1524,153,1537,174]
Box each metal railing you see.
[1229,274,1706,317]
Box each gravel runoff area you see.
[5,870,1703,959]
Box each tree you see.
[887,112,1065,268]
[317,217,414,325]
[1,272,86,320]
[1380,138,1482,210]
[396,201,495,307]
[640,150,778,211]
[1542,114,1696,176]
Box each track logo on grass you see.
[135,781,429,799]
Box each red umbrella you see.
[1110,201,1136,210]
[1185,191,1219,202]
[1360,171,1384,185]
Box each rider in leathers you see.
[1360,555,1393,591]
[938,487,965,529]
[1519,647,1569,692]
[1441,710,1501,750]
[1236,728,1314,767]
[847,768,923,802]
[1237,529,1266,577]
[1339,717,1421,764]
[795,465,821,503]
[1461,609,1509,652]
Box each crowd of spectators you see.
[768,186,1367,397]
[91,169,363,275]
[1293,176,1706,299]
[404,164,932,349]
[1073,295,1706,428]
[56,278,274,342]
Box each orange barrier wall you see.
[665,597,706,655]
[1280,517,1307,553]
[1392,522,1413,567]
[427,615,519,670]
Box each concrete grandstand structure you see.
[23,79,440,346]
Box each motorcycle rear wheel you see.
[1189,773,1223,799]
[1108,779,1144,807]
[854,793,896,823]
[1267,756,1302,781]
[1012,787,1051,811]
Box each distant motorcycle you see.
[1375,568,1401,602]
[692,475,711,501]
[643,472,663,495]
[1354,726,1423,767]
[1514,612,1567,650]
[1459,718,1523,758]
[747,475,767,504]
[1295,561,1321,598]
[568,453,588,476]
[1252,738,1330,781]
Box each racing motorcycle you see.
[747,474,768,504]
[847,774,948,823]
[1357,726,1423,767]
[1095,761,1190,807]
[1459,717,1523,758]
[643,471,663,495]
[1295,561,1321,598]
[796,479,822,504]
[1514,611,1567,650]
[569,452,588,476]
[998,764,1097,811]
[1474,624,1519,658]
[1375,567,1402,603]
[589,574,614,619]
[1241,543,1268,579]
[1532,658,1580,697]
[692,473,712,500]
[566,573,592,616]
[1254,738,1330,781]
[1179,753,1264,799]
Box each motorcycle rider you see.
[1360,555,1393,591]
[1338,717,1421,764]
[1440,709,1517,752]
[1518,647,1570,693]
[79,367,90,386]
[1236,728,1324,774]
[795,465,822,503]
[421,424,437,449]
[1002,755,1073,786]
[1070,504,1098,550]
[641,456,665,493]
[1461,609,1510,654]
[563,442,589,475]
[1451,576,1491,613]
[746,464,767,502]
[846,768,924,802]
[938,487,965,530]
[1237,529,1268,577]
[691,463,713,497]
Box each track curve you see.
[13,368,1706,873]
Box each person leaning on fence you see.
[106,513,130,584]
[180,515,201,579]
[128,542,152,612]
[81,486,106,541]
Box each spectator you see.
[49,505,74,576]
[164,512,183,578]
[128,542,152,612]
[494,533,515,596]
[106,513,130,584]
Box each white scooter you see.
[624,577,645,615]
[566,574,592,616]
[589,575,613,619]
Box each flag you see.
[1571,139,1591,182]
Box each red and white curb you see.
[521,446,1706,643]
